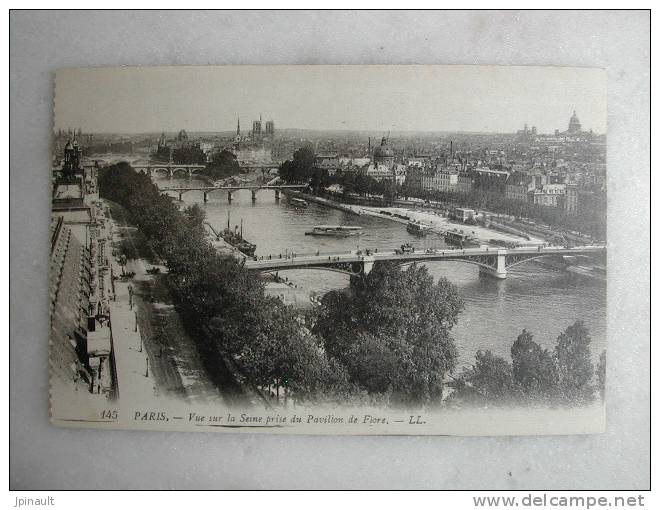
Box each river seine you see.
[158,178,606,369]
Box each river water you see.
[158,178,606,370]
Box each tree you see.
[204,149,241,180]
[309,168,330,193]
[510,329,558,400]
[314,262,463,404]
[451,350,518,404]
[278,146,315,183]
[236,300,349,403]
[343,332,399,394]
[173,144,207,165]
[555,321,595,403]
[119,238,139,261]
[183,204,206,233]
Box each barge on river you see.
[290,197,308,208]
[407,220,431,237]
[222,213,257,257]
[304,225,364,237]
[444,229,480,248]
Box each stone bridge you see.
[160,184,309,202]
[133,163,206,178]
[243,245,606,280]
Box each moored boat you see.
[444,229,479,248]
[221,213,257,257]
[407,221,431,237]
[290,197,308,207]
[304,225,364,237]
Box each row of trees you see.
[451,323,606,406]
[152,143,207,165]
[331,172,396,201]
[277,147,394,198]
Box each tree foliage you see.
[203,149,241,180]
[555,321,595,403]
[451,350,519,404]
[314,262,464,405]
[451,323,601,407]
[119,238,140,261]
[511,329,558,399]
[278,146,316,183]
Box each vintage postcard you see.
[50,65,607,435]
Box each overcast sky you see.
[54,65,606,134]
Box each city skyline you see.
[54,65,607,135]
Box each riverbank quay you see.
[105,200,228,403]
[283,190,364,216]
[103,196,266,407]
[128,269,227,404]
[285,189,544,246]
[108,262,156,401]
[304,187,593,246]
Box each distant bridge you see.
[244,245,606,280]
[160,184,309,202]
[133,163,206,178]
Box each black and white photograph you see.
[48,65,608,435]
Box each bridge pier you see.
[227,191,232,203]
[362,256,376,275]
[203,191,208,203]
[479,250,507,279]
[251,190,257,202]
[178,192,183,202]
[275,189,280,201]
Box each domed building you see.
[567,110,582,134]
[373,136,395,169]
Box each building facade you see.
[421,168,458,192]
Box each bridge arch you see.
[171,167,190,177]
[259,266,358,277]
[392,257,497,272]
[152,167,170,176]
[504,252,582,270]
